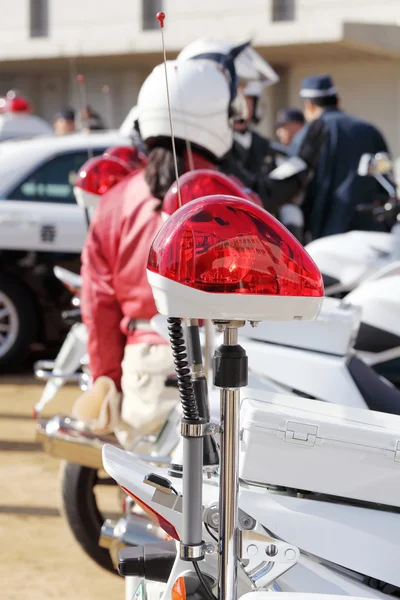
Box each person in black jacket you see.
[232,80,277,178]
[222,80,326,218]
[292,74,390,240]
[223,78,324,220]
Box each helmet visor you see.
[234,45,279,86]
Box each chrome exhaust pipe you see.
[34,359,56,373]
[36,415,120,469]
[99,515,164,568]
[36,415,172,469]
[34,360,88,384]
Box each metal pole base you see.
[213,323,247,600]
[219,387,240,600]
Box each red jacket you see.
[81,154,216,390]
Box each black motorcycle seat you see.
[322,273,340,288]
[348,356,400,415]
[355,322,400,353]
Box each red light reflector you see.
[6,90,32,113]
[75,156,131,196]
[148,195,323,297]
[104,145,147,171]
[163,170,262,217]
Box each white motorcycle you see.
[35,267,400,582]
[103,192,400,600]
[34,153,400,580]
[34,249,400,578]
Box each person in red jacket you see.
[73,58,234,446]
[73,57,326,446]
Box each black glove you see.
[219,151,257,190]
[296,118,328,169]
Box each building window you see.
[272,0,296,22]
[142,0,163,30]
[30,0,49,37]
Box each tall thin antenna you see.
[68,57,78,110]
[77,74,93,159]
[102,84,113,129]
[76,73,92,229]
[157,11,182,207]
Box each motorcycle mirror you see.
[358,152,393,177]
[373,152,393,175]
[53,266,82,294]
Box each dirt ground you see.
[0,374,124,600]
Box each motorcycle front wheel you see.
[60,460,118,574]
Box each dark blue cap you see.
[54,108,75,121]
[276,108,305,128]
[300,75,337,99]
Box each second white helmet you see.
[178,39,279,87]
[137,59,233,159]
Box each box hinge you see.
[283,421,318,446]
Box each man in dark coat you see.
[224,79,314,215]
[231,80,278,179]
[292,75,389,240]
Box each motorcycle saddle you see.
[355,322,400,354]
[347,356,400,414]
[322,272,340,289]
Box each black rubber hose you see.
[167,317,200,422]
[187,322,219,467]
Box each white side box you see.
[240,297,361,356]
[239,392,400,507]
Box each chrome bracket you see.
[204,503,256,532]
[151,489,183,513]
[240,538,299,589]
[181,421,220,438]
[212,320,246,332]
[179,541,218,561]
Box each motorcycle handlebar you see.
[355,198,400,220]
[62,308,82,323]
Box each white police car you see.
[0,130,129,370]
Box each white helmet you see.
[137,59,232,159]
[178,39,279,87]
[119,105,139,137]
[243,80,265,98]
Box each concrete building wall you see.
[0,65,146,128]
[1,1,400,61]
